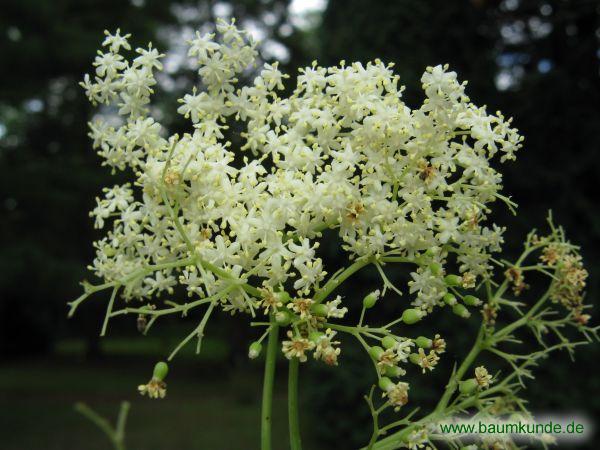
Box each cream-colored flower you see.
[282,331,315,362]
[383,381,410,411]
[313,329,341,366]
[475,366,492,388]
[138,378,167,399]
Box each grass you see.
[0,334,322,450]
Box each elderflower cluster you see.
[73,21,597,450]
[81,21,522,323]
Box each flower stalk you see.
[261,318,279,450]
[288,357,302,450]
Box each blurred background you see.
[1,0,599,449]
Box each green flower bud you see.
[452,303,471,319]
[153,361,169,381]
[248,342,262,359]
[378,376,394,392]
[382,336,397,349]
[384,366,404,378]
[409,353,421,365]
[275,310,292,326]
[103,246,117,257]
[362,290,380,309]
[308,331,324,343]
[429,262,443,276]
[459,378,478,395]
[311,303,329,317]
[415,336,433,349]
[462,295,481,306]
[443,293,457,306]
[275,291,292,304]
[424,248,436,257]
[401,308,423,325]
[369,345,384,360]
[444,274,462,286]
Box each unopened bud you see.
[308,331,324,343]
[384,366,404,378]
[415,336,432,349]
[443,293,457,306]
[153,361,169,381]
[452,303,471,319]
[462,295,481,306]
[378,376,394,392]
[248,342,262,359]
[459,378,478,395]
[429,263,443,276]
[382,336,397,349]
[311,304,328,317]
[276,291,292,304]
[363,290,380,309]
[444,274,462,287]
[409,353,421,365]
[369,346,384,360]
[275,310,292,326]
[402,308,423,325]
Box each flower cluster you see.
[81,21,521,317]
[72,20,597,450]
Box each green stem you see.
[313,256,373,304]
[288,357,302,450]
[491,284,553,343]
[435,325,485,413]
[261,318,279,450]
[75,402,129,450]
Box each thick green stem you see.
[261,319,279,450]
[288,357,302,450]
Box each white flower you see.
[102,29,131,53]
[187,31,220,62]
[322,296,348,318]
[81,21,523,321]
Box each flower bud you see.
[362,290,380,309]
[378,376,394,392]
[384,366,404,378]
[311,303,329,317]
[153,361,169,381]
[429,263,443,276]
[462,295,481,306]
[459,378,478,395]
[248,342,262,359]
[382,336,397,349]
[369,345,385,360]
[452,303,471,319]
[401,308,423,325]
[443,293,457,306]
[414,336,432,349]
[103,246,117,257]
[424,248,437,257]
[275,291,292,304]
[409,353,421,365]
[275,310,292,326]
[444,274,462,286]
[308,331,324,343]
